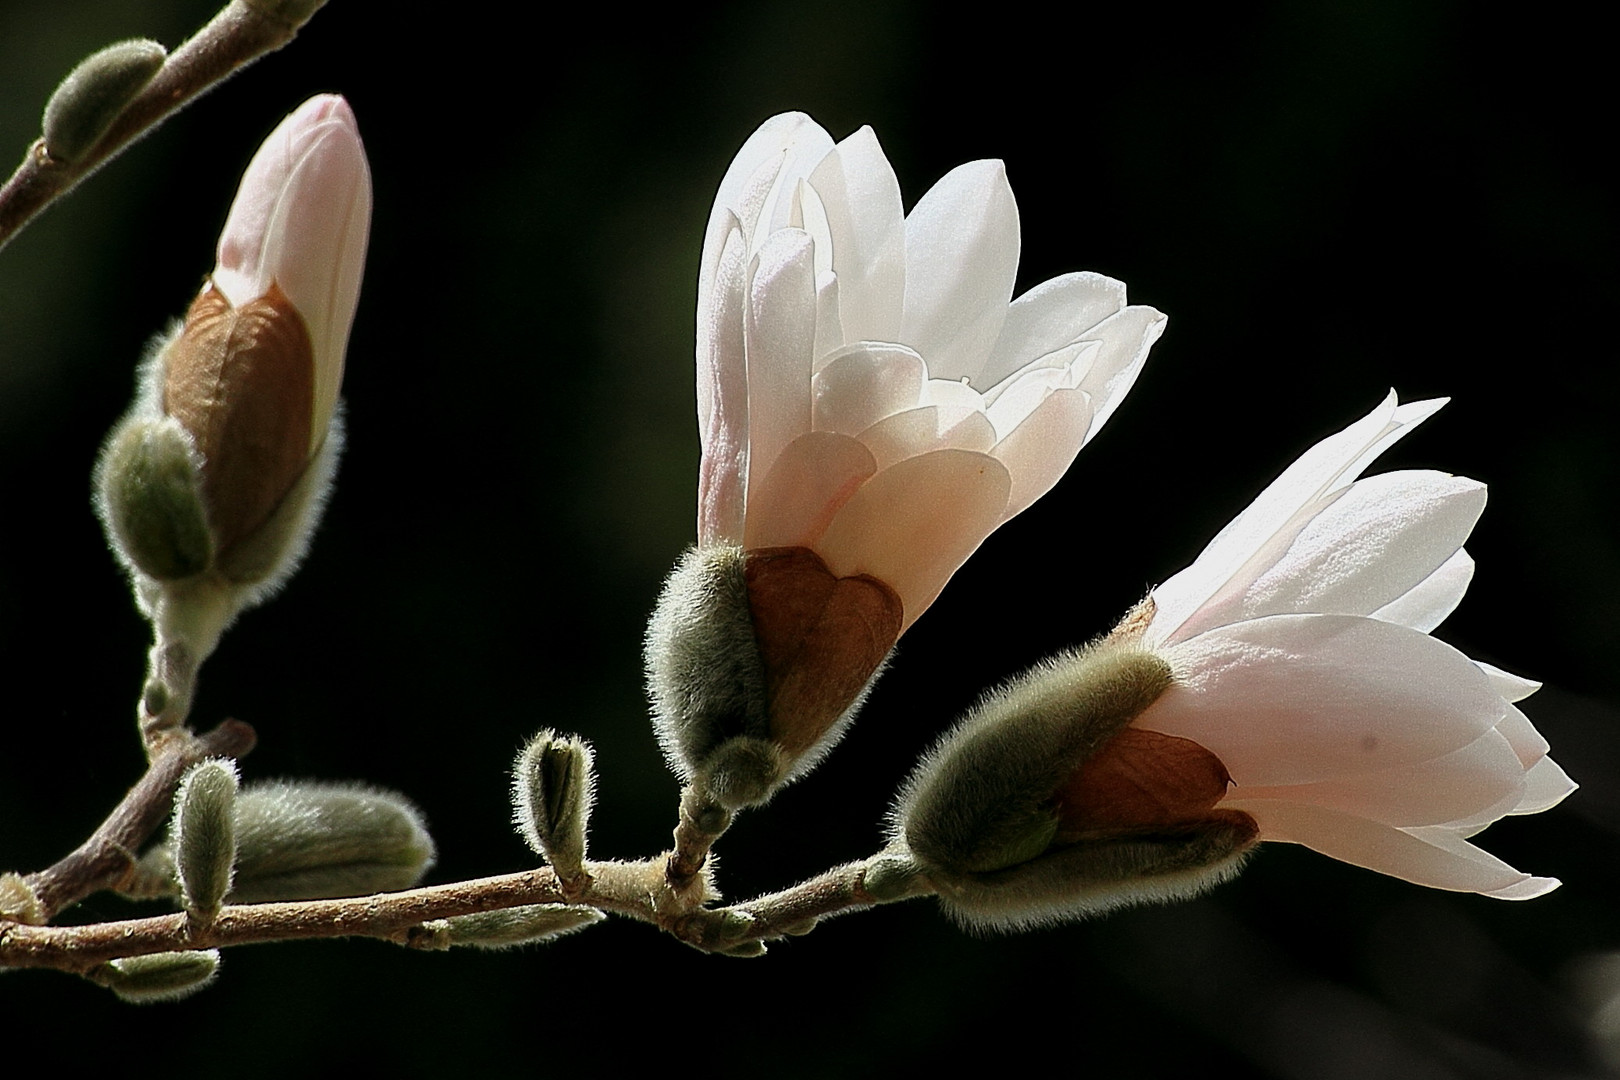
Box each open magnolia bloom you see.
[896,393,1572,929]
[648,113,1165,806]
[96,94,371,727]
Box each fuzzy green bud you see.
[416,904,603,951]
[895,642,1257,931]
[512,731,595,874]
[41,39,166,164]
[97,950,220,1003]
[96,416,213,581]
[173,760,238,916]
[228,781,434,901]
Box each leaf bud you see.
[893,642,1257,931]
[41,39,166,164]
[156,780,435,903]
[416,904,603,951]
[173,759,239,917]
[512,730,596,874]
[96,950,220,1004]
[0,872,44,925]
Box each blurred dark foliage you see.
[1,2,1614,1076]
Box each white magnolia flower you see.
[696,112,1165,629]
[1133,392,1574,898]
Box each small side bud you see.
[95,950,220,1004]
[512,731,595,874]
[96,416,213,581]
[894,642,1257,931]
[173,760,239,917]
[0,872,44,925]
[41,39,166,164]
[861,850,927,903]
[225,781,434,902]
[417,904,603,951]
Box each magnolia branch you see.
[0,0,324,252]
[21,719,257,921]
[0,853,932,972]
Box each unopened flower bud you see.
[512,731,595,874]
[416,904,603,951]
[894,643,1257,930]
[95,95,371,731]
[173,759,239,916]
[96,950,220,1004]
[646,543,899,806]
[41,39,166,164]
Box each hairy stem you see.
[0,0,325,253]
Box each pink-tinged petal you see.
[855,402,997,471]
[807,126,905,344]
[743,229,817,511]
[1496,704,1549,767]
[1476,661,1542,703]
[899,161,1019,385]
[711,113,834,248]
[1372,547,1475,632]
[990,386,1094,521]
[1142,614,1506,785]
[1150,393,1448,645]
[1072,305,1168,441]
[1249,802,1551,897]
[214,95,371,448]
[1221,727,1525,827]
[743,431,877,549]
[812,342,926,435]
[1228,472,1485,624]
[696,214,749,545]
[1510,756,1576,815]
[978,271,1126,389]
[817,449,1011,630]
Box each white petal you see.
[899,161,1019,384]
[1142,614,1507,786]
[1371,547,1475,632]
[1070,305,1168,442]
[1247,802,1552,897]
[855,403,996,471]
[743,431,877,550]
[807,127,905,344]
[978,271,1126,389]
[1510,756,1576,815]
[989,386,1094,521]
[1222,726,1526,827]
[743,229,817,512]
[1151,392,1449,644]
[696,214,749,545]
[1223,471,1485,625]
[816,449,1011,630]
[1476,661,1542,703]
[811,342,926,435]
[1495,704,1549,767]
[711,113,834,250]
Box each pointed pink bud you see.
[211,93,371,454]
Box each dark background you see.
[2,2,1615,1076]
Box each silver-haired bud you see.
[512,731,595,874]
[96,950,220,1004]
[173,759,238,917]
[646,544,900,807]
[224,781,434,902]
[894,642,1256,931]
[41,39,166,164]
[416,904,603,951]
[0,872,44,925]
